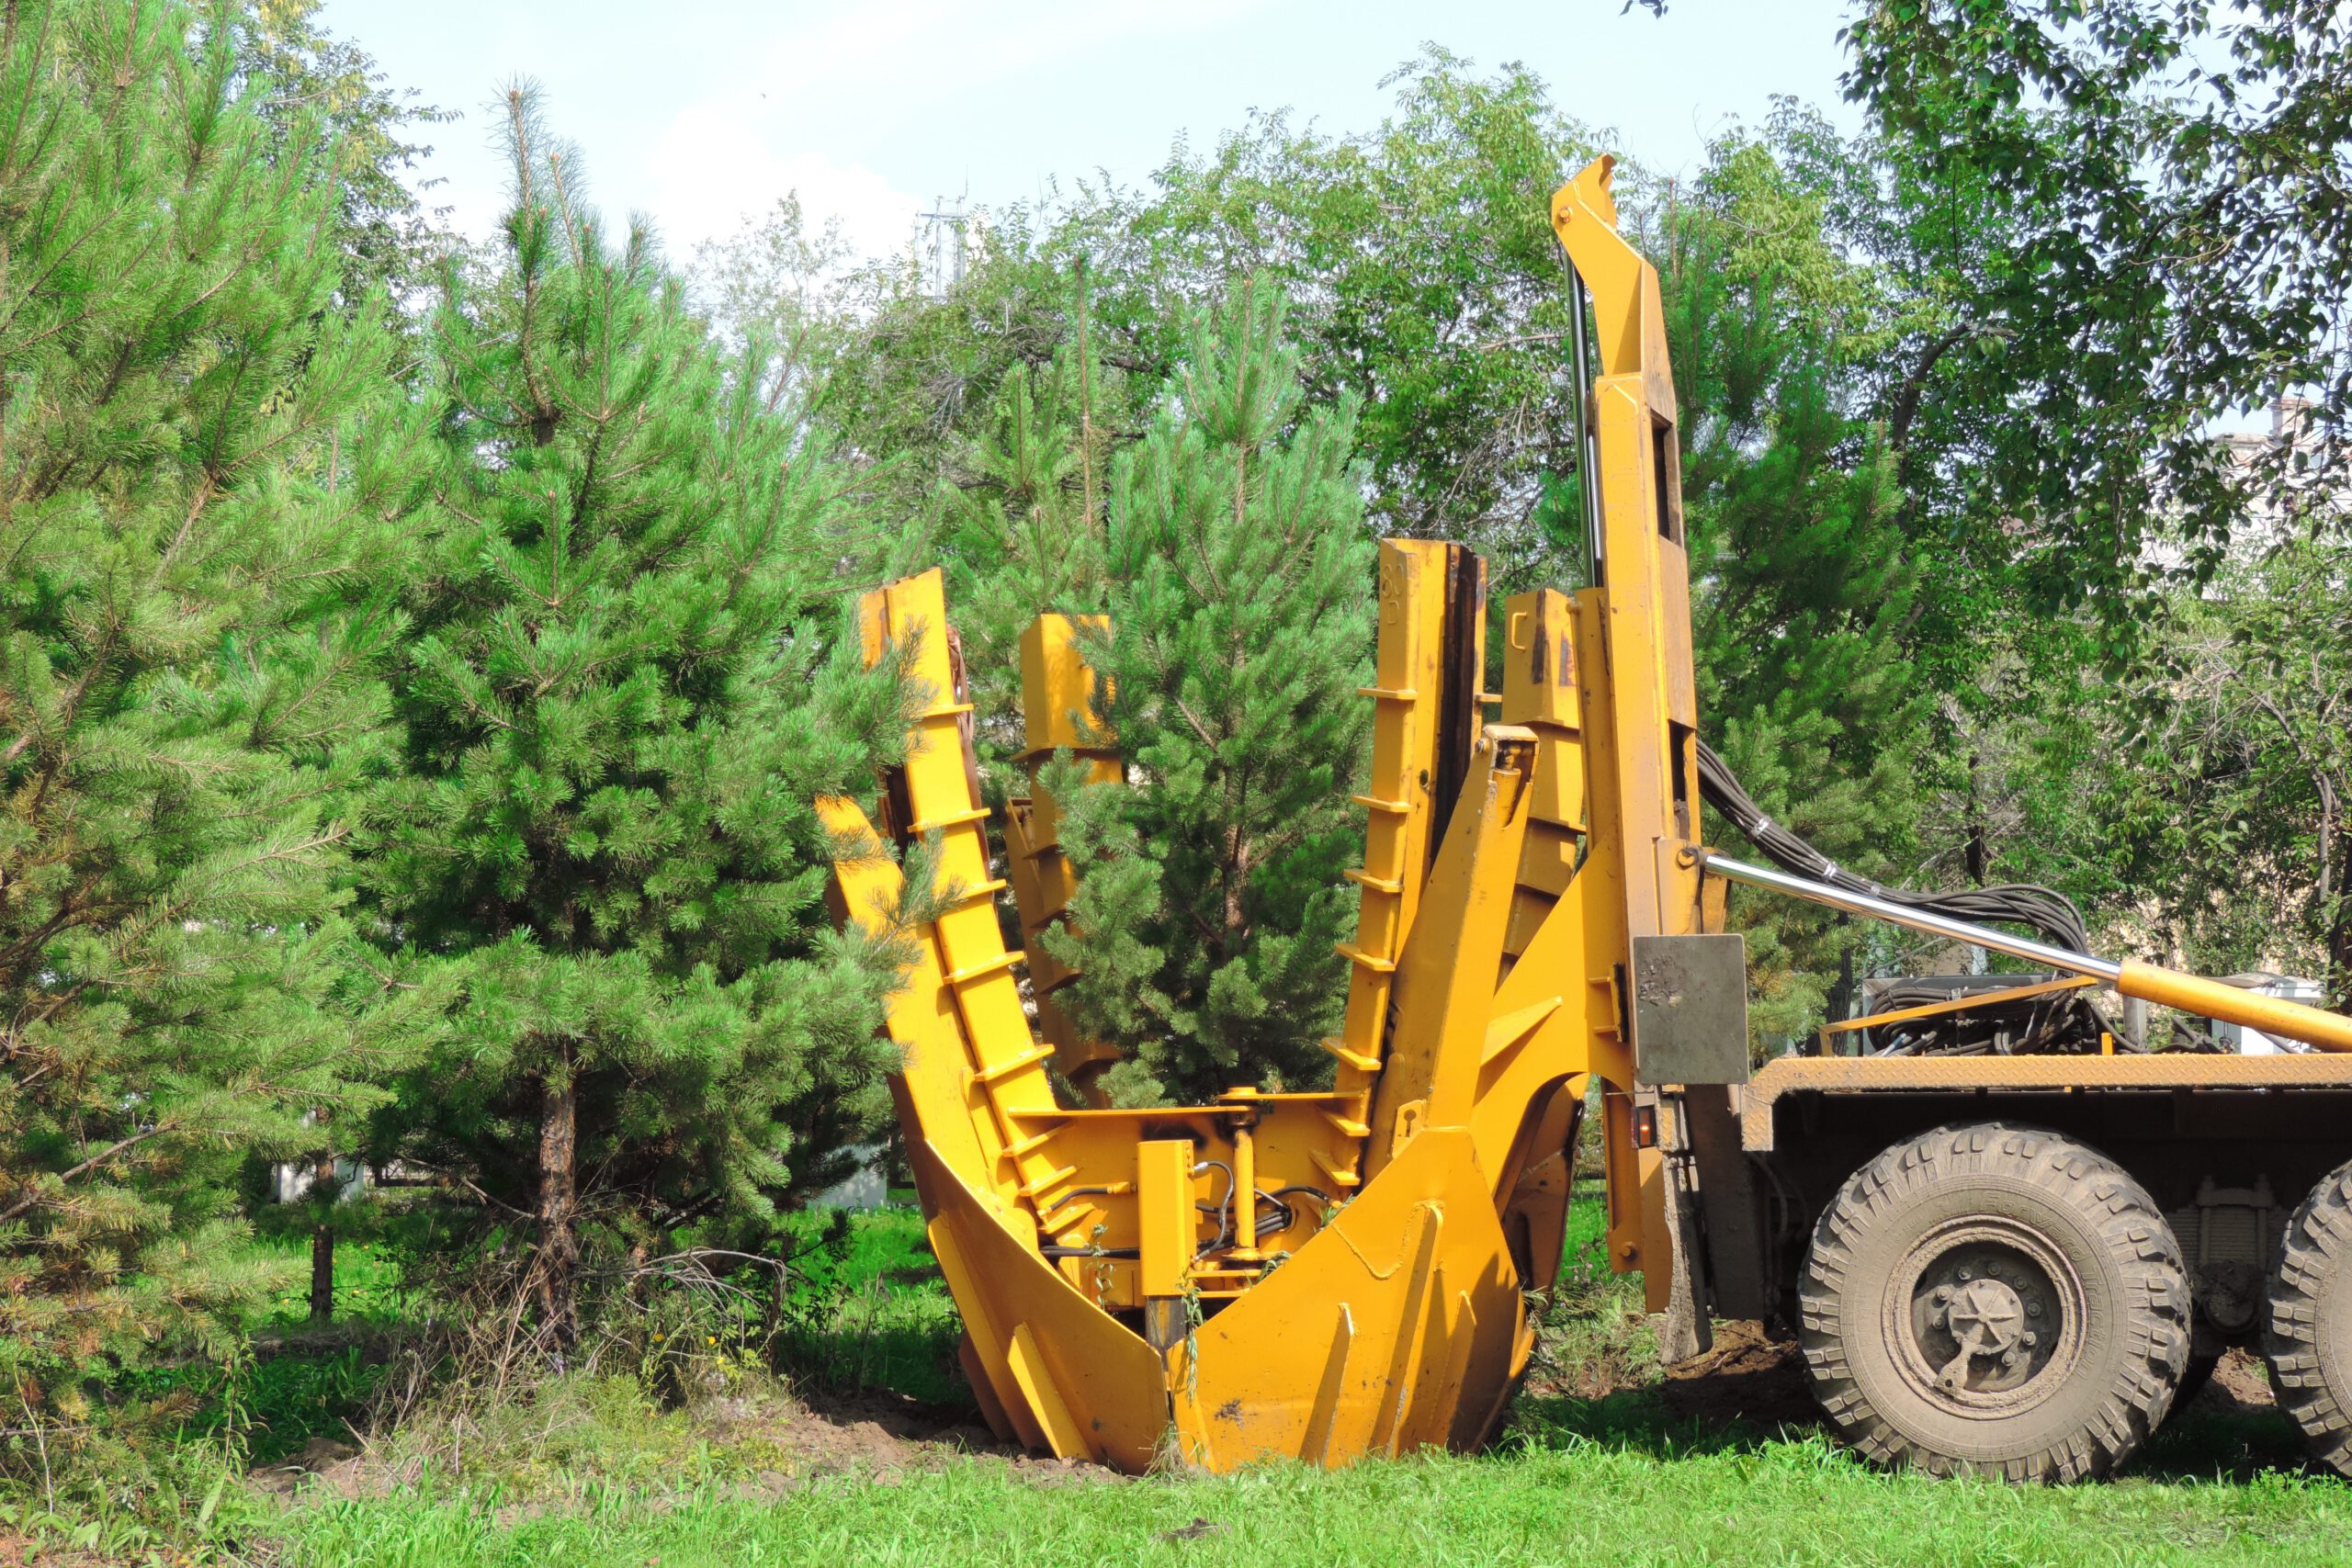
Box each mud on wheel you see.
[1799,1122,2190,1480]
[2266,1158,2352,1475]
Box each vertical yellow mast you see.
[1549,154,1731,1347]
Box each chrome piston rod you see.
[1697,852,2122,982]
[1700,850,2352,1053]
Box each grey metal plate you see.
[1632,933,1750,1087]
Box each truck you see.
[817,154,2352,1482]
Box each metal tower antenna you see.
[920,196,966,302]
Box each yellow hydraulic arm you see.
[1001,615,1124,1104]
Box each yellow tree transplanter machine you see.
[819,157,2352,1481]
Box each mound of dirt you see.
[2195,1348,2276,1415]
[717,1387,1023,1481]
[737,1389,1116,1489]
[1658,1321,1821,1430]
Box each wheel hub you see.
[1942,1276,2026,1356]
[1891,1220,2084,1416]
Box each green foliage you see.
[1843,1,2352,605]
[690,194,865,431]
[238,0,455,305]
[1658,127,1934,1042]
[356,86,908,1340]
[0,0,430,1422]
[808,209,1098,538]
[936,281,1127,790]
[1042,281,1375,1103]
[744,51,1599,584]
[121,1337,389,1466]
[771,1205,962,1404]
[1124,49,1596,558]
[2075,536,2352,996]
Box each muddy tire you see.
[2266,1160,2352,1474]
[1799,1122,2190,1480]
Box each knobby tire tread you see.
[2266,1158,2352,1475]
[1798,1121,2188,1481]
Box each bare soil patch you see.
[1658,1320,1821,1430]
[2198,1348,2277,1415]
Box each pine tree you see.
[1661,133,1929,1043]
[1043,280,1375,1104]
[939,265,1127,788]
[0,0,426,1399]
[363,89,905,1348]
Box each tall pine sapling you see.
[363,88,906,1348]
[0,0,427,1405]
[940,269,1128,786]
[1043,280,1375,1104]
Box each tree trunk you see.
[310,1223,334,1325]
[1963,747,1990,886]
[1825,929,1856,1039]
[536,1042,580,1350]
[310,1154,335,1325]
[2329,829,2352,1011]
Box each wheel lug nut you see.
[2022,1332,2037,1348]
[1957,1268,1973,1281]
[2026,1302,2041,1317]
[1932,1286,1953,1304]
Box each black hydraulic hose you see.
[1696,742,2123,1056]
[1268,1185,1337,1236]
[1696,741,2089,953]
[1193,1160,1234,1258]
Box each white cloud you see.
[637,0,1273,253]
[645,106,924,262]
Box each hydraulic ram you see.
[1699,851,2352,1055]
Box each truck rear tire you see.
[1799,1122,2190,1480]
[2266,1159,2352,1475]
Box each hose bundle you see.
[1695,741,2115,1055]
[1696,742,2089,953]
[1849,976,2109,1056]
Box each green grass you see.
[256,1237,414,1332]
[246,1190,2352,1567]
[98,1239,411,1471]
[266,1430,2352,1568]
[774,1203,966,1404]
[28,1195,2348,1565]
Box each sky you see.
[319,0,1863,264]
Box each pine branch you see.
[0,1125,176,1224]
